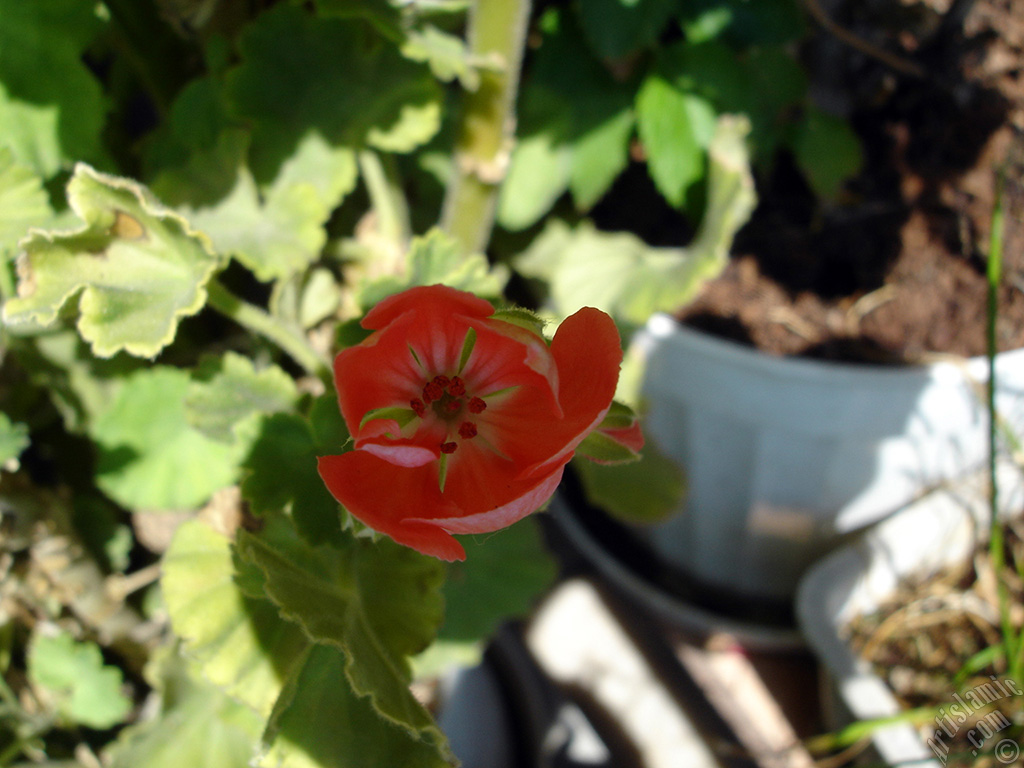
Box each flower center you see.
[410,375,487,455]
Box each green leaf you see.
[517,116,756,328]
[574,437,687,525]
[2,165,222,358]
[235,517,447,734]
[28,630,132,729]
[791,106,863,201]
[569,108,634,211]
[402,24,487,90]
[92,367,249,511]
[158,130,357,282]
[497,130,572,231]
[678,0,806,46]
[359,406,417,431]
[186,353,299,444]
[227,5,441,177]
[240,408,347,545]
[575,430,642,464]
[440,518,557,642]
[0,0,107,175]
[0,411,29,471]
[259,644,453,768]
[162,518,309,717]
[106,649,263,768]
[356,227,507,309]
[599,400,639,429]
[576,0,677,59]
[635,73,716,208]
[0,148,52,255]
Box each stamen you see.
[468,396,487,414]
[448,376,466,397]
[433,375,451,389]
[410,398,426,417]
[442,399,461,416]
[458,422,477,439]
[423,380,444,403]
[440,441,458,454]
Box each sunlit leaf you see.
[2,165,222,358]
[402,24,486,90]
[28,630,132,729]
[635,73,716,208]
[0,148,52,255]
[186,353,298,444]
[517,116,756,328]
[791,106,863,201]
[92,367,249,511]
[162,518,309,718]
[497,130,572,231]
[235,516,446,733]
[356,227,507,309]
[106,649,262,768]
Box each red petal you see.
[599,421,645,454]
[361,284,494,331]
[486,307,622,474]
[317,452,466,561]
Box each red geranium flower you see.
[317,284,640,561]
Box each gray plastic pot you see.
[632,313,1024,601]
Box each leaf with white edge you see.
[28,630,132,729]
[0,0,107,175]
[162,518,310,718]
[259,644,454,768]
[357,227,507,309]
[517,116,756,328]
[106,649,263,768]
[235,516,446,733]
[240,408,347,545]
[2,165,222,358]
[92,367,249,511]
[0,412,29,471]
[0,148,52,254]
[186,353,298,444]
[298,267,342,328]
[227,4,441,176]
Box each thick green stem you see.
[358,150,411,247]
[441,0,533,256]
[206,279,330,382]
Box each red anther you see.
[432,375,451,389]
[458,421,477,439]
[448,376,466,397]
[410,398,426,417]
[423,381,444,403]
[440,441,458,454]
[468,396,487,414]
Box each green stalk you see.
[441,0,533,256]
[984,169,1022,680]
[358,150,412,248]
[205,278,331,382]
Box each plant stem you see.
[205,278,331,382]
[440,0,533,256]
[358,151,411,248]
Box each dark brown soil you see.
[679,0,1024,363]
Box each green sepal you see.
[359,406,418,432]
[575,429,642,465]
[599,400,638,430]
[457,326,476,374]
[490,306,548,338]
